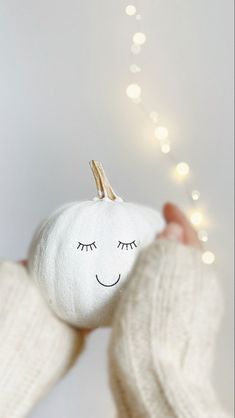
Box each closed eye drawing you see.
[77,241,97,251]
[117,240,137,250]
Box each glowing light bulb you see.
[192,190,200,201]
[126,84,142,100]
[149,111,159,123]
[131,44,142,55]
[161,143,171,154]
[190,211,203,226]
[133,32,147,46]
[202,251,215,265]
[176,162,190,178]
[154,126,169,141]
[130,64,141,73]
[198,230,209,242]
[125,5,137,16]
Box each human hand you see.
[108,203,228,418]
[158,202,202,249]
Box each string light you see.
[133,32,147,46]
[176,162,190,178]
[125,5,137,16]
[192,190,200,201]
[190,210,203,226]
[124,4,216,263]
[126,84,142,100]
[154,126,169,141]
[202,251,215,265]
[198,230,209,242]
[161,143,171,154]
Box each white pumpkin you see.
[28,161,164,328]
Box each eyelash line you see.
[77,241,97,251]
[117,240,137,250]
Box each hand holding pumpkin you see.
[2,163,225,418]
[28,161,165,329]
[20,202,200,340]
[20,203,201,337]
[27,161,203,331]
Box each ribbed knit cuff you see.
[0,261,84,418]
[109,240,229,418]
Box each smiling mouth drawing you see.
[96,274,121,288]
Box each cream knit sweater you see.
[109,240,231,418]
[0,261,84,418]
[0,241,231,418]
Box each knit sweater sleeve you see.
[0,261,84,418]
[108,240,231,418]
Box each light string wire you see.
[124,2,215,265]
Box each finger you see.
[158,222,184,243]
[163,203,202,249]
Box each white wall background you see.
[0,0,233,416]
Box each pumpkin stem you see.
[90,160,120,201]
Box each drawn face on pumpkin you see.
[75,202,140,288]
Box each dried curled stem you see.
[90,160,120,201]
